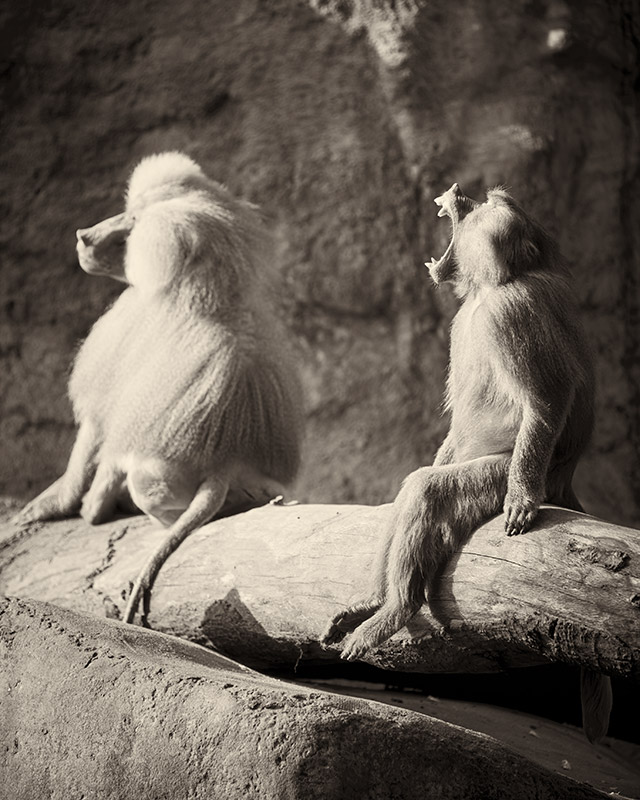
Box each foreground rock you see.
[0,596,609,799]
[1,503,639,678]
[302,678,640,799]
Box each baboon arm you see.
[509,400,571,499]
[505,401,572,535]
[488,299,574,505]
[433,430,456,466]
[15,421,100,523]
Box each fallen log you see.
[0,596,608,800]
[1,503,639,677]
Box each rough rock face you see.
[0,596,608,799]
[1,0,638,524]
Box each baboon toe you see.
[12,508,33,526]
[321,603,381,647]
[340,632,371,662]
[13,500,55,525]
[80,505,105,526]
[320,619,348,647]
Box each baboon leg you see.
[81,461,126,524]
[321,512,397,646]
[341,455,509,660]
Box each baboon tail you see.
[581,669,612,743]
[548,488,611,742]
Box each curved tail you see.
[581,668,612,744]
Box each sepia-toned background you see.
[1,0,638,526]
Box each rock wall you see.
[1,0,638,524]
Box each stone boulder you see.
[0,596,607,799]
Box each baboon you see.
[323,183,611,742]
[17,152,303,625]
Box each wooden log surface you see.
[1,502,639,678]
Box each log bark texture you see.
[0,596,608,800]
[1,503,639,677]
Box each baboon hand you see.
[11,506,37,527]
[504,490,539,536]
[13,489,69,526]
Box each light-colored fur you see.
[323,184,610,743]
[17,152,303,623]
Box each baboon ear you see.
[491,215,540,275]
[125,201,197,291]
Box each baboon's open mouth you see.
[426,183,480,283]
